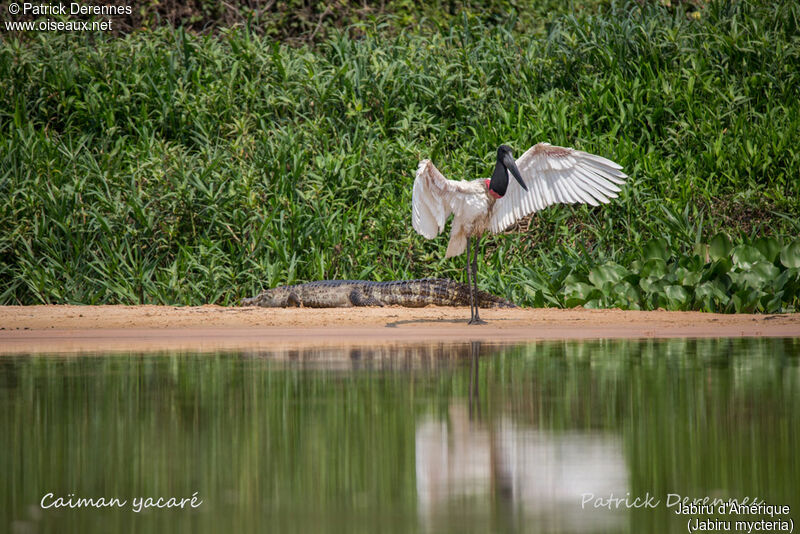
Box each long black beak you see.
[503,153,528,192]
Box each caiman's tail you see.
[473,286,517,309]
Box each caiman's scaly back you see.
[241,279,515,309]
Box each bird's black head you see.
[489,145,528,197]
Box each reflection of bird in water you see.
[415,345,628,532]
[468,341,480,419]
[412,143,626,324]
[416,418,628,532]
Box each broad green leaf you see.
[548,266,572,289]
[693,243,710,263]
[623,273,641,287]
[753,237,781,263]
[564,282,601,307]
[640,276,668,294]
[677,254,703,270]
[522,285,548,307]
[694,280,730,312]
[773,269,791,292]
[660,271,678,284]
[732,288,763,313]
[781,268,800,301]
[730,261,779,290]
[643,238,670,261]
[582,299,603,309]
[709,233,732,261]
[664,285,689,310]
[748,261,780,286]
[731,245,766,270]
[681,271,702,286]
[562,273,589,286]
[762,291,784,314]
[646,292,668,310]
[613,280,640,301]
[564,282,595,300]
[701,258,732,282]
[614,285,641,309]
[695,280,729,301]
[588,263,629,289]
[780,240,800,268]
[640,258,667,279]
[727,271,745,288]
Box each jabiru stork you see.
[411,143,627,324]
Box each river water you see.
[1,338,798,533]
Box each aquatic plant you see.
[515,235,800,313]
[0,1,798,310]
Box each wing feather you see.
[489,143,627,233]
[552,173,577,203]
[579,170,620,198]
[412,159,470,239]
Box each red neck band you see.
[485,179,502,199]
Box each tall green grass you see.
[1,1,799,308]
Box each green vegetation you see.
[1,1,798,309]
[121,0,586,40]
[521,234,800,312]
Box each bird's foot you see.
[468,316,488,325]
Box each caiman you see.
[241,278,516,308]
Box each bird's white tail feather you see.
[445,234,467,258]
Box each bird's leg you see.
[465,236,475,323]
[468,237,487,325]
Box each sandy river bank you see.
[0,305,798,354]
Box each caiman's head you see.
[241,287,300,308]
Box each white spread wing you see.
[412,159,474,239]
[489,143,627,234]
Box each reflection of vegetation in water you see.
[490,338,800,531]
[0,338,798,533]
